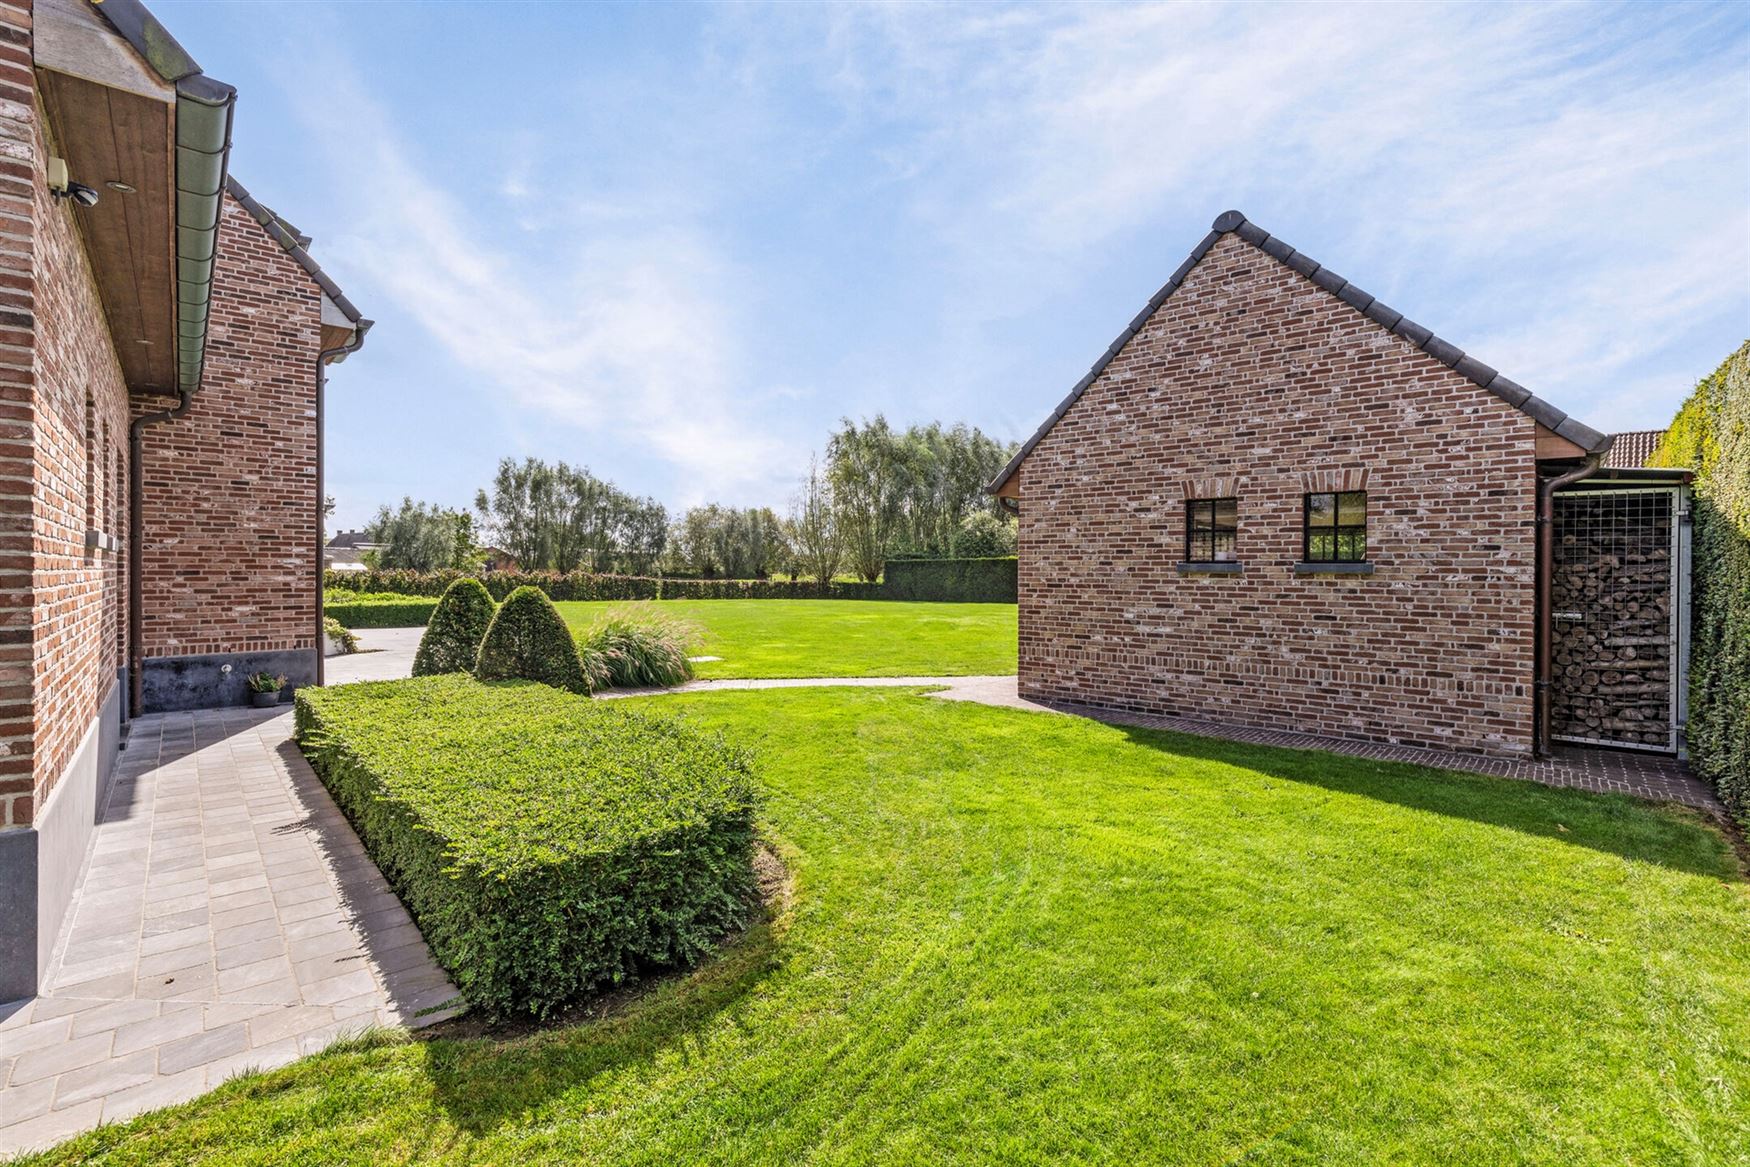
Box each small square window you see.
[1304,491,1366,562]
[1185,497,1239,563]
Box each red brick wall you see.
[30,98,128,827]
[0,0,32,830]
[1017,232,1540,756]
[135,193,321,659]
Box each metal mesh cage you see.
[1550,489,1676,750]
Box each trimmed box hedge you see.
[882,557,1017,602]
[325,597,440,628]
[295,674,758,1020]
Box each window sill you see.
[1294,561,1374,575]
[1177,561,1243,574]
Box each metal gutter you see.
[987,209,1614,495]
[86,0,236,396]
[314,322,373,686]
[126,390,191,718]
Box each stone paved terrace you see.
[0,706,461,1157]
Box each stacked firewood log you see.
[1550,498,1673,747]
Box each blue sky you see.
[156,1,1750,530]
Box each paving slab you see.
[0,707,462,1158]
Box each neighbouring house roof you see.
[225,175,372,355]
[988,210,1613,495]
[1604,430,1666,470]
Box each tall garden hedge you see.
[326,596,439,628]
[882,557,1017,602]
[328,568,660,602]
[326,562,1015,604]
[295,676,758,1020]
[1650,341,1749,819]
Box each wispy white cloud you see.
[744,1,1748,431]
[276,59,800,508]
[254,0,1746,521]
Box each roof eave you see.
[88,0,236,398]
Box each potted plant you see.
[246,672,287,708]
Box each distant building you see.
[480,547,520,573]
[325,530,383,572]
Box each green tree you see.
[666,505,788,578]
[827,415,912,581]
[474,458,667,574]
[897,422,1014,557]
[363,497,475,571]
[952,510,1016,558]
[788,456,841,582]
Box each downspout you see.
[128,391,192,717]
[1534,446,1609,757]
[315,322,372,687]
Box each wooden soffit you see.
[37,0,178,393]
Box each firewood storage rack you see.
[1549,483,1691,754]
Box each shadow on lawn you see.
[413,884,789,1136]
[1109,723,1741,882]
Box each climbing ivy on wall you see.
[1651,341,1749,820]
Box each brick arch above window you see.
[1182,476,1244,500]
[1299,467,1369,495]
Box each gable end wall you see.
[1017,232,1539,755]
[134,191,322,709]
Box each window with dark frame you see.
[1184,497,1238,563]
[1303,491,1366,562]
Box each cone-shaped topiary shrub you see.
[475,585,595,693]
[412,578,497,677]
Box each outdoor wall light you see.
[46,156,100,207]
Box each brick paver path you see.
[0,707,461,1156]
[1031,700,1718,811]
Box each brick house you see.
[990,211,1690,763]
[0,0,370,998]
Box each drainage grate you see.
[1550,489,1677,752]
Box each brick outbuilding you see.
[991,211,1690,765]
[0,0,369,998]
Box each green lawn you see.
[32,688,1749,1165]
[554,600,1017,678]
